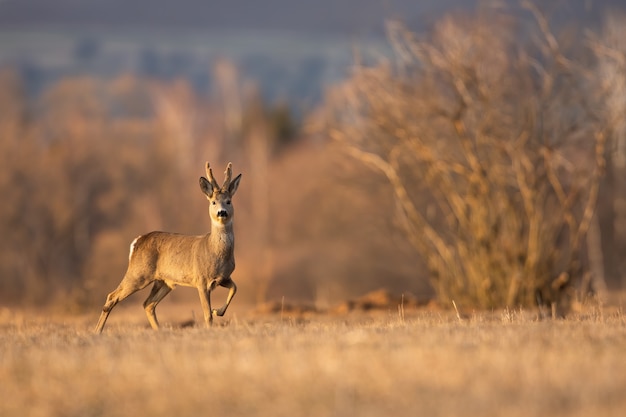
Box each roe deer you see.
[94,162,242,333]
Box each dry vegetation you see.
[1,308,625,417]
[325,2,625,311]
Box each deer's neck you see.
[207,222,234,258]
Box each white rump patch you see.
[129,236,141,261]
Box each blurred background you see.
[1,0,625,313]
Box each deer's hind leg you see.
[143,280,172,330]
[94,274,152,334]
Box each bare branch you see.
[330,129,453,266]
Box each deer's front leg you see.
[213,277,237,317]
[197,286,213,326]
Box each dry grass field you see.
[1,305,625,417]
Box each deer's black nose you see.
[217,210,228,218]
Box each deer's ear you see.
[228,173,242,196]
[199,177,214,197]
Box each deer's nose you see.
[217,210,229,218]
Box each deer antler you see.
[222,162,233,190]
[205,162,220,190]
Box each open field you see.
[1,306,625,417]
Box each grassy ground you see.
[1,306,625,417]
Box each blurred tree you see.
[591,11,626,290]
[326,4,613,312]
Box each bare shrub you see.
[325,4,611,310]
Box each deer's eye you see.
[226,200,231,205]
[212,201,216,205]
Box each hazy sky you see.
[0,1,462,33]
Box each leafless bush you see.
[325,4,612,310]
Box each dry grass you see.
[1,307,625,417]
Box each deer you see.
[94,162,242,333]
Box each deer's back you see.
[127,231,204,286]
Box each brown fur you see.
[94,162,242,333]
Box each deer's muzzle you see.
[217,210,229,219]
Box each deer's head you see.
[199,162,242,226]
